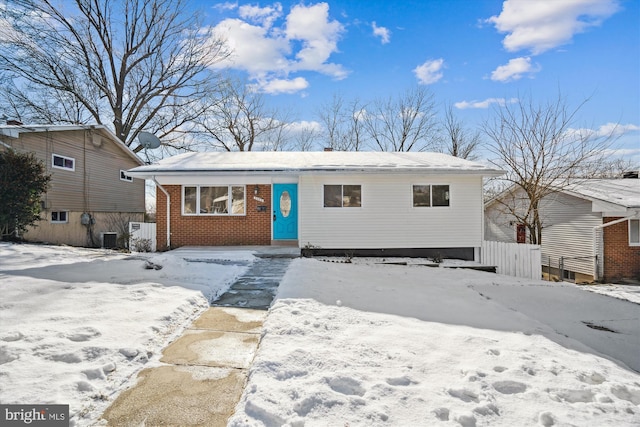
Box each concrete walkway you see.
[100,247,298,426]
[213,256,294,309]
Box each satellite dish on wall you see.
[137,131,161,149]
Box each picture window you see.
[182,185,245,215]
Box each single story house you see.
[0,124,145,247]
[485,177,640,283]
[127,151,504,259]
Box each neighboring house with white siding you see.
[485,178,640,283]
[0,124,145,247]
[127,151,503,259]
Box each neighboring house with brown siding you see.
[485,178,640,283]
[0,124,145,247]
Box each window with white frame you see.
[412,185,449,207]
[630,219,640,246]
[120,170,133,182]
[323,185,361,207]
[183,185,245,215]
[51,211,68,223]
[52,154,75,171]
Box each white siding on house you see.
[485,189,602,277]
[485,190,532,243]
[299,174,483,249]
[540,192,601,276]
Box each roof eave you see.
[127,167,505,179]
[0,124,144,166]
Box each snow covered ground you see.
[0,243,255,426]
[229,258,640,427]
[2,244,639,427]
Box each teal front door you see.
[273,183,298,240]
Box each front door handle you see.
[273,212,276,221]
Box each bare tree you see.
[0,0,228,149]
[194,78,290,151]
[362,86,438,152]
[315,94,366,151]
[289,124,321,151]
[483,94,618,244]
[440,104,482,160]
[574,158,639,178]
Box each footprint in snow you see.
[493,381,527,395]
[578,372,606,385]
[49,353,83,363]
[447,388,479,403]
[433,407,449,421]
[611,384,640,405]
[473,404,500,417]
[0,331,23,342]
[455,413,477,427]
[65,327,101,342]
[550,389,594,403]
[0,346,19,364]
[327,376,366,396]
[386,375,418,386]
[538,411,555,426]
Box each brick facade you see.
[156,184,272,250]
[602,217,640,282]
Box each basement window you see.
[51,211,68,223]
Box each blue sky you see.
[195,0,640,161]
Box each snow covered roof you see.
[0,124,143,165]
[127,151,504,177]
[564,179,640,209]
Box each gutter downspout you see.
[593,211,640,281]
[153,177,171,249]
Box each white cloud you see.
[596,122,640,137]
[487,0,620,55]
[454,97,518,109]
[213,2,238,12]
[209,2,347,93]
[286,120,323,133]
[211,18,290,77]
[567,122,640,140]
[252,77,309,94]
[285,3,346,78]
[238,3,282,28]
[413,58,444,85]
[490,56,540,82]
[372,21,390,44]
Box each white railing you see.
[129,222,157,252]
[481,240,541,280]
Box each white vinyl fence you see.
[481,241,541,280]
[129,222,157,252]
